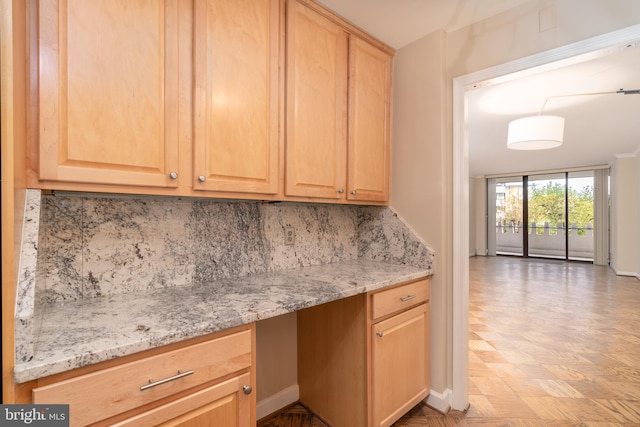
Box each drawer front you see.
[33,329,252,427]
[371,278,429,320]
[112,372,252,427]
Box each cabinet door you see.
[114,373,253,427]
[38,0,181,187]
[347,37,392,202]
[193,0,281,195]
[372,304,429,427]
[285,0,348,199]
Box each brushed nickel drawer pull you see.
[140,370,194,391]
[400,294,417,302]
[377,331,384,337]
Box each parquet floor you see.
[258,256,640,426]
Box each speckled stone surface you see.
[15,190,42,365]
[358,206,434,268]
[14,192,435,383]
[262,203,359,271]
[15,259,428,383]
[29,194,433,302]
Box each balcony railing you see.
[496,221,593,260]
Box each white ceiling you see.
[316,0,640,178]
[467,44,640,177]
[316,0,532,49]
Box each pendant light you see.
[507,88,640,150]
[507,115,564,150]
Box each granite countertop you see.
[14,259,429,383]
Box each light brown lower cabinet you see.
[372,304,429,426]
[112,373,252,427]
[298,277,430,427]
[30,325,255,427]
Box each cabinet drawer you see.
[112,372,252,427]
[371,278,429,320]
[33,329,252,427]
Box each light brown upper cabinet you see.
[284,0,348,200]
[35,0,282,197]
[32,0,391,203]
[193,0,281,195]
[37,0,183,188]
[285,0,393,203]
[347,36,392,203]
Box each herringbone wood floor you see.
[258,256,640,426]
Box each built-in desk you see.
[15,259,428,383]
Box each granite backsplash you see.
[15,189,434,364]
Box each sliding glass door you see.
[492,171,595,262]
[527,173,566,259]
[494,177,523,256]
[568,171,594,261]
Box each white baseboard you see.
[612,268,639,278]
[257,385,456,419]
[610,262,638,278]
[426,388,452,414]
[256,384,300,421]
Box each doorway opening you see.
[452,24,640,411]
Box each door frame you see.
[451,24,640,410]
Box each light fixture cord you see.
[538,91,618,115]
[538,88,640,115]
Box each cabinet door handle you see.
[169,171,178,180]
[243,385,253,395]
[400,294,417,302]
[198,175,206,183]
[140,370,194,391]
[376,331,384,338]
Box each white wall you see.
[469,179,476,256]
[392,29,452,408]
[610,155,639,277]
[471,177,487,256]
[637,154,640,278]
[256,313,299,419]
[392,0,640,410]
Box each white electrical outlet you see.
[285,226,295,245]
